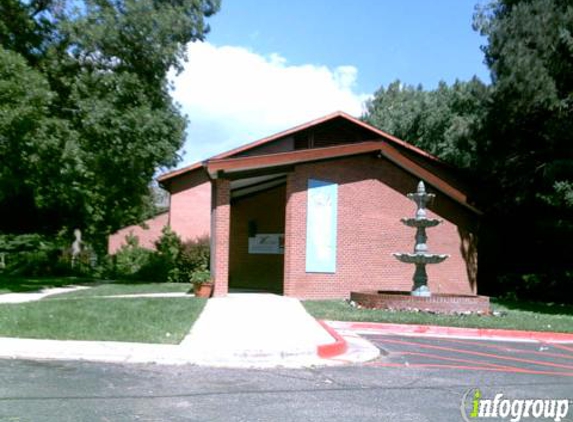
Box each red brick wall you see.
[229,185,286,293]
[283,154,479,299]
[108,212,169,254]
[169,170,211,241]
[108,169,211,252]
[350,291,490,314]
[211,179,230,297]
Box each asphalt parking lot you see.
[363,334,573,377]
[1,334,572,422]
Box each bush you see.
[153,226,183,282]
[4,249,59,276]
[111,234,154,279]
[146,232,210,283]
[108,229,211,283]
[179,236,210,273]
[0,234,65,276]
[496,270,573,304]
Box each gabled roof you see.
[206,141,384,175]
[157,111,441,184]
[206,141,481,214]
[157,111,480,214]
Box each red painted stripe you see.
[317,320,348,359]
[373,337,573,370]
[545,342,573,353]
[438,337,573,361]
[332,321,573,343]
[401,351,519,370]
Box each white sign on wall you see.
[306,179,338,273]
[248,234,285,254]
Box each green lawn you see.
[47,282,192,299]
[0,296,206,344]
[0,276,95,294]
[303,299,573,334]
[0,276,204,343]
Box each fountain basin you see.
[400,218,441,228]
[393,253,448,264]
[350,291,490,315]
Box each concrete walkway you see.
[0,293,380,367]
[0,285,90,303]
[180,293,374,367]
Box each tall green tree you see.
[473,0,573,298]
[475,0,573,214]
[365,0,573,300]
[0,0,220,251]
[363,78,489,169]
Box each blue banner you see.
[306,179,338,273]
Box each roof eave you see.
[206,141,482,215]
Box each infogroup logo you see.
[461,389,571,422]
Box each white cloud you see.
[170,42,370,166]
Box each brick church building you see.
[109,112,480,299]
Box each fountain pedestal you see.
[393,181,449,297]
[350,180,489,314]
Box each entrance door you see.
[228,182,286,294]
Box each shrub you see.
[496,270,573,304]
[151,226,184,282]
[0,234,64,276]
[112,234,154,279]
[179,236,210,273]
[145,233,211,283]
[108,229,211,284]
[155,226,183,266]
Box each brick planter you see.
[350,291,490,315]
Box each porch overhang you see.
[206,141,384,178]
[205,141,482,215]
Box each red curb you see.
[330,321,573,343]
[317,320,348,358]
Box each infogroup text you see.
[461,389,570,422]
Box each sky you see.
[170,0,490,168]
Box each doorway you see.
[228,179,287,294]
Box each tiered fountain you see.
[350,180,490,314]
[393,181,448,297]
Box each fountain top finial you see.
[407,181,435,218]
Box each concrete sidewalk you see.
[180,293,378,367]
[0,294,379,368]
[0,285,90,303]
[182,294,332,359]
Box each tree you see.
[365,0,573,300]
[0,0,220,252]
[0,45,68,234]
[363,78,490,170]
[474,0,573,214]
[473,0,573,299]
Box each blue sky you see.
[170,0,490,168]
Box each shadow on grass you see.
[0,275,187,294]
[0,275,101,293]
[492,297,573,316]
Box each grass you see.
[0,276,204,343]
[0,275,96,294]
[0,297,206,344]
[303,298,573,334]
[46,282,192,299]
[0,275,192,298]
